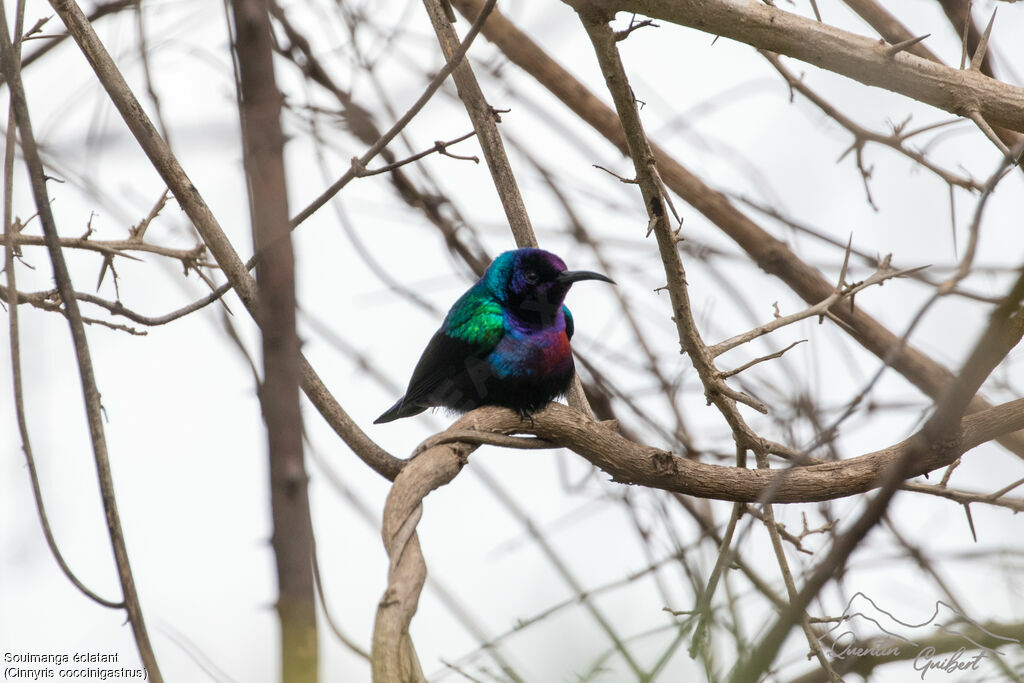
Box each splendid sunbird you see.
[374,247,614,423]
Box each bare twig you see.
[719,339,807,380]
[353,130,478,176]
[0,4,163,678]
[286,0,498,230]
[2,232,212,266]
[451,0,1024,461]
[2,0,124,613]
[710,262,926,357]
[47,0,403,480]
[762,51,983,191]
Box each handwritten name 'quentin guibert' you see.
[826,633,988,679]
[913,647,985,679]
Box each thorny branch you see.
[371,396,1024,677]
[3,0,123,613]
[47,0,404,481]
[762,51,984,194]
[451,0,1024,461]
[0,3,163,679]
[12,1,1024,681]
[611,0,1024,133]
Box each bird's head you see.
[486,248,614,328]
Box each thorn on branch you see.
[808,0,822,22]
[489,106,510,123]
[129,189,170,241]
[615,16,658,41]
[959,0,973,70]
[967,109,1011,157]
[969,10,997,72]
[96,254,121,299]
[593,164,638,184]
[80,211,97,240]
[836,233,853,291]
[646,215,658,238]
[962,502,977,542]
[23,15,51,41]
[884,34,930,58]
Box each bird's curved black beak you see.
[556,269,616,285]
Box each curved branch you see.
[449,0,1024,460]
[452,400,1024,503]
[373,439,473,682]
[371,396,1024,678]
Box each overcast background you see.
[2,0,1024,680]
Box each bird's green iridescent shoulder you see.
[563,305,574,339]
[443,287,505,346]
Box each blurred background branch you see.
[3,0,1023,681]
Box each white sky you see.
[2,0,1023,681]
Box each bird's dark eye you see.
[523,269,539,284]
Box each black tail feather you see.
[373,396,427,424]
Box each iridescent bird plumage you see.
[374,248,613,423]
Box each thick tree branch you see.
[474,399,1024,503]
[590,0,1024,135]
[371,393,1024,680]
[230,0,316,679]
[450,0,1024,460]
